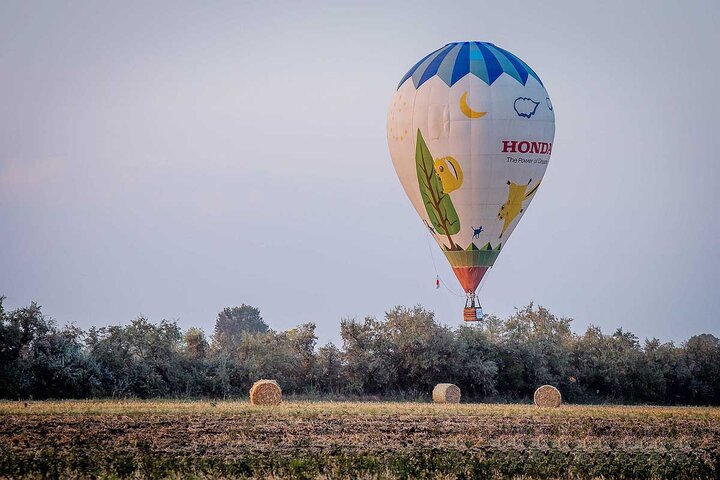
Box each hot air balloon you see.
[387,42,555,321]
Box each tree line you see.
[1,296,718,404]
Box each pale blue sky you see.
[1,0,718,345]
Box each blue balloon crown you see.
[398,42,543,90]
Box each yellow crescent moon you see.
[459,92,487,119]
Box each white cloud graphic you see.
[513,97,540,118]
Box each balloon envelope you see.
[387,42,555,294]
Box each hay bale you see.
[533,384,562,408]
[432,383,461,404]
[250,379,282,406]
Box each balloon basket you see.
[463,294,483,322]
[463,307,482,322]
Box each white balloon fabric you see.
[387,42,555,296]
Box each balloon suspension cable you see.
[467,267,491,305]
[425,231,467,298]
[476,266,491,295]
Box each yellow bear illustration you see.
[433,156,463,194]
[498,179,541,238]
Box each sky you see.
[1,0,718,346]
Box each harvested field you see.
[0,401,719,479]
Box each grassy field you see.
[1,400,719,479]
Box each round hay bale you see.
[250,379,282,406]
[432,383,461,404]
[249,378,279,397]
[533,384,562,408]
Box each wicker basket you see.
[464,307,480,322]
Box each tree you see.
[205,353,237,399]
[180,328,210,396]
[213,305,268,349]
[340,316,395,394]
[637,338,670,403]
[86,317,183,398]
[231,330,299,393]
[0,297,53,398]
[454,326,499,397]
[383,306,457,393]
[497,303,573,398]
[647,340,691,404]
[26,325,101,398]
[684,334,720,404]
[183,328,208,360]
[315,343,344,393]
[283,323,317,390]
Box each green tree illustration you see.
[415,129,461,250]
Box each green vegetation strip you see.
[2,448,717,480]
